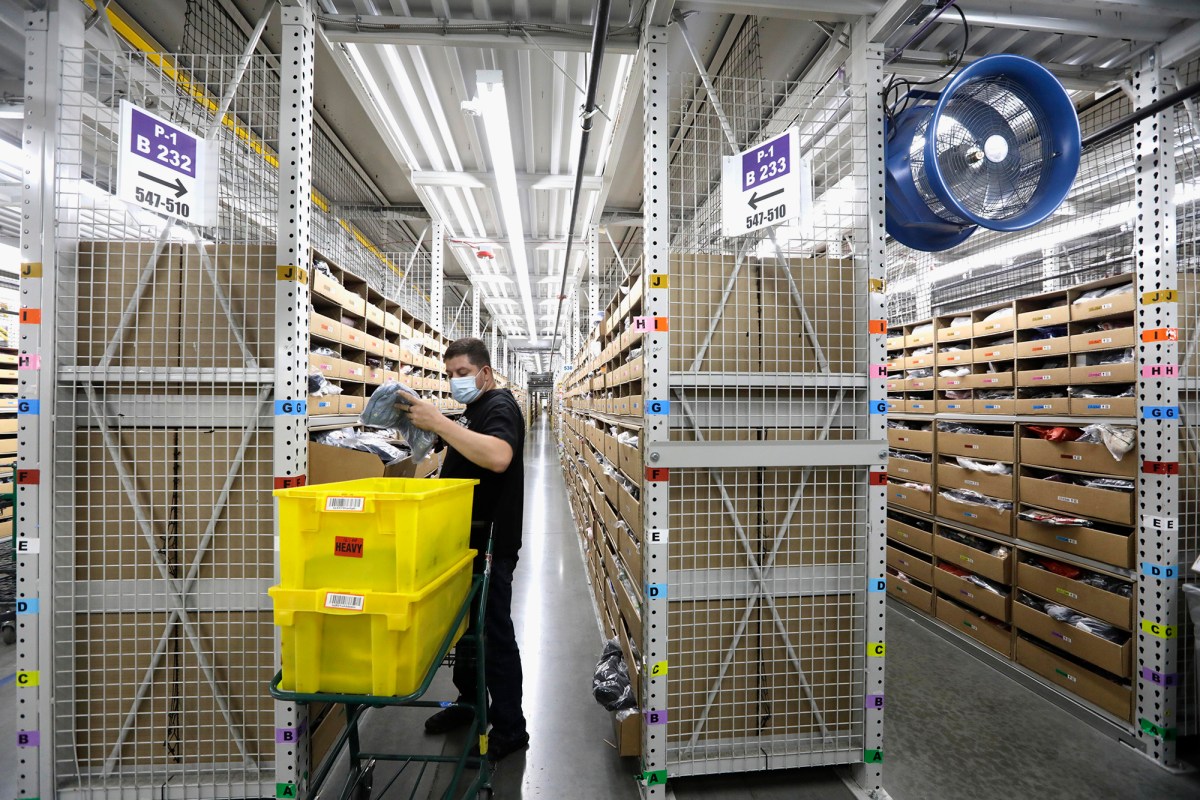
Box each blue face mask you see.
[451,371,484,404]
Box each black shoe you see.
[481,730,529,762]
[424,704,474,735]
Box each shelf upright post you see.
[588,224,600,333]
[17,3,85,796]
[639,22,670,800]
[849,19,890,796]
[274,2,316,796]
[431,220,445,332]
[1130,49,1186,770]
[472,288,481,338]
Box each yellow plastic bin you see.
[275,477,478,592]
[270,549,475,696]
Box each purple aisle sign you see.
[130,106,197,177]
[742,131,792,191]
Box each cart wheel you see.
[352,761,374,800]
[1,624,14,646]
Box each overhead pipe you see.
[549,0,613,371]
[1081,79,1200,149]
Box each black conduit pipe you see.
[1081,79,1200,149]
[548,0,612,371]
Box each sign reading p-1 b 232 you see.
[117,100,218,227]
[721,127,811,237]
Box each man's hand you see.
[395,391,445,434]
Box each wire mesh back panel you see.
[660,48,874,773]
[51,42,280,795]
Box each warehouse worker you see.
[395,337,529,761]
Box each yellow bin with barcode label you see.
[269,549,475,695]
[275,477,478,593]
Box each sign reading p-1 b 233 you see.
[721,127,811,237]
[117,100,218,227]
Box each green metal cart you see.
[270,545,494,800]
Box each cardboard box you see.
[1015,397,1070,415]
[1071,327,1135,353]
[886,335,905,350]
[936,322,974,344]
[308,395,340,415]
[760,257,857,373]
[1069,362,1136,384]
[1016,366,1071,387]
[617,437,640,480]
[1016,337,1070,359]
[886,355,905,372]
[1016,516,1133,569]
[310,705,347,769]
[934,529,1012,584]
[907,398,935,414]
[933,567,1010,621]
[342,291,367,318]
[888,428,933,453]
[973,306,1015,337]
[178,244,277,369]
[888,481,932,514]
[889,455,933,484]
[937,460,1013,501]
[383,312,401,335]
[1018,474,1133,525]
[1020,435,1137,478]
[936,492,1012,536]
[936,375,970,390]
[312,269,342,303]
[1016,559,1132,628]
[1070,290,1135,321]
[887,574,935,613]
[887,515,934,553]
[887,545,934,585]
[1012,599,1131,676]
[308,440,429,483]
[937,430,1014,463]
[935,597,1012,656]
[670,449,759,571]
[612,710,641,757]
[1070,397,1136,417]
[906,354,935,370]
[670,254,759,373]
[1016,637,1132,721]
[762,447,859,567]
[965,371,1014,389]
[886,398,907,413]
[905,323,935,348]
[366,303,386,328]
[974,343,1015,362]
[1017,304,1070,329]
[618,481,643,539]
[937,399,972,415]
[309,311,343,342]
[936,349,972,367]
[886,378,905,392]
[975,399,1016,415]
[619,525,642,587]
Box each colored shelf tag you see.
[868,642,885,657]
[866,694,885,709]
[479,734,488,755]
[647,528,670,544]
[865,749,883,764]
[646,583,667,600]
[1142,406,1179,419]
[642,769,668,786]
[15,537,40,554]
[868,319,887,334]
[869,277,885,293]
[1143,514,1177,532]
[1142,460,1179,475]
[1141,289,1177,304]
[276,265,309,284]
[16,671,38,687]
[276,783,298,799]
[18,399,39,415]
[648,273,669,289]
[17,469,40,485]
[276,726,299,744]
[645,467,670,482]
[274,475,307,490]
[645,709,669,725]
[1142,364,1179,378]
[869,400,887,415]
[645,399,670,415]
[274,399,307,416]
[1140,667,1180,687]
[1139,718,1177,741]
[1140,620,1178,639]
[20,262,42,278]
[18,354,40,370]
[1140,328,1178,342]
[868,578,885,593]
[633,316,669,332]
[870,364,887,378]
[16,730,39,747]
[868,471,887,486]
[650,660,669,677]
[16,597,38,614]
[1141,562,1178,579]
[19,308,41,324]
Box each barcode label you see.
[324,592,365,611]
[325,496,365,512]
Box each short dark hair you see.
[445,337,491,369]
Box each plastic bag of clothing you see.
[313,429,410,465]
[1076,424,1135,461]
[359,381,437,462]
[592,638,636,712]
[308,372,344,397]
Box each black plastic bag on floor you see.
[592,638,635,711]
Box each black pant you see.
[453,555,526,738]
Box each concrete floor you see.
[3,415,1200,799]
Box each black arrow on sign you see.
[748,187,784,210]
[138,171,188,198]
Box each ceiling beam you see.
[1160,19,1200,68]
[410,170,605,191]
[867,0,933,44]
[888,50,1125,92]
[676,0,878,22]
[319,15,640,54]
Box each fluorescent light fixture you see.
[470,70,539,339]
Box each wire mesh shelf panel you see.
[49,43,280,795]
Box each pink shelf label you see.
[1142,364,1178,378]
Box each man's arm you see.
[397,392,514,473]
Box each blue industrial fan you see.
[885,54,1081,252]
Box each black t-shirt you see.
[440,388,525,559]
